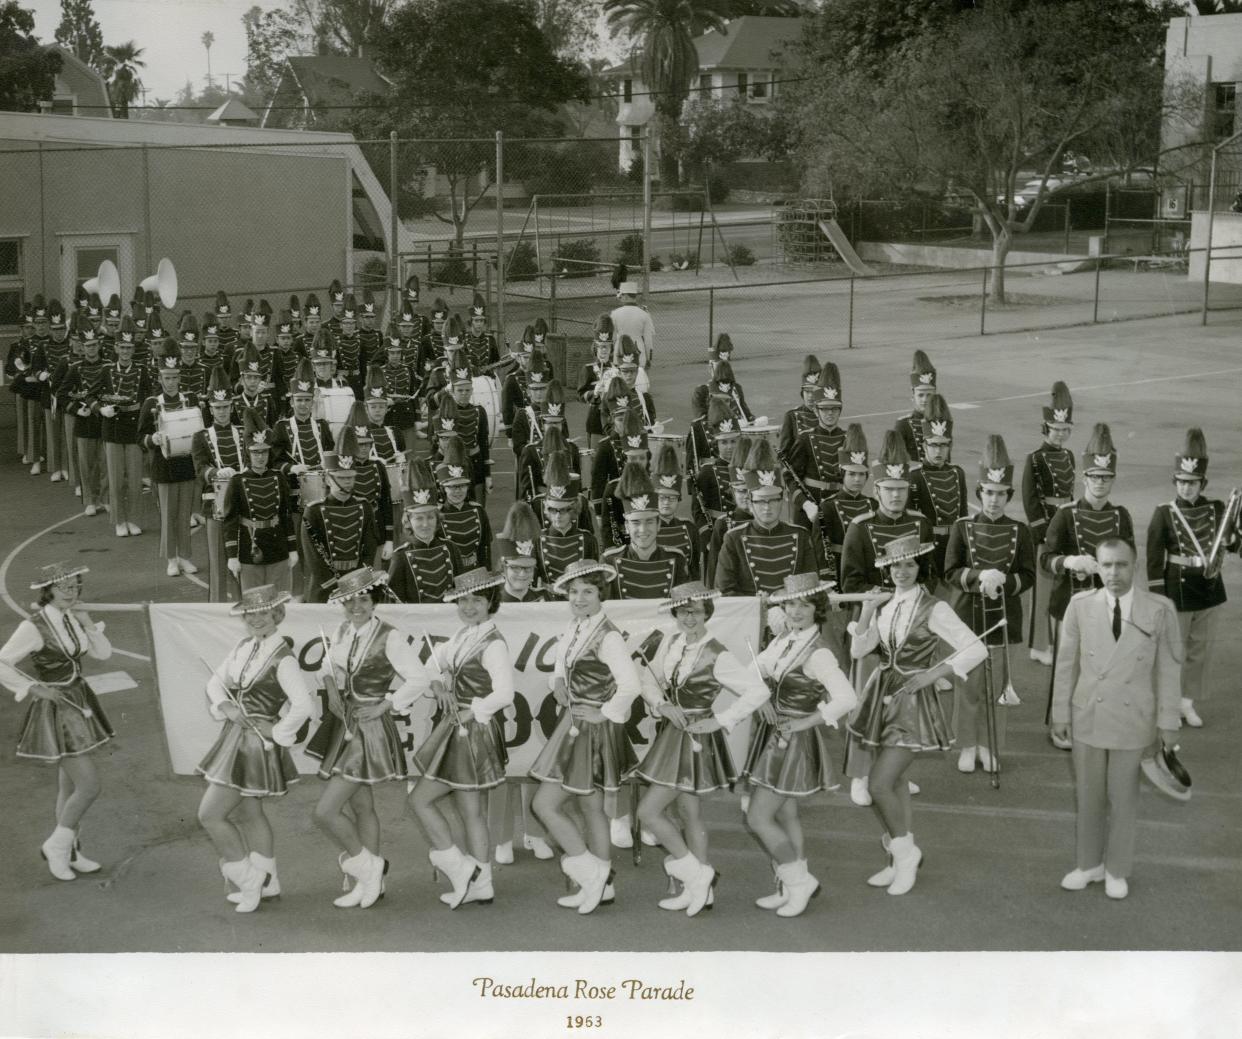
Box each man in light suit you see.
[1051,537,1181,900]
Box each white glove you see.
[216,466,237,480]
[78,404,92,417]
[227,558,242,577]
[1063,554,1098,576]
[290,463,309,476]
[14,357,27,371]
[766,605,788,637]
[801,500,819,522]
[485,476,494,493]
[978,568,1006,599]
[651,420,665,435]
[381,540,394,561]
[99,405,117,419]
[288,551,299,569]
[38,371,49,382]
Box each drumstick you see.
[423,631,466,737]
[11,668,93,718]
[196,655,274,750]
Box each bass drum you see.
[471,374,502,445]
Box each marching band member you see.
[437,437,492,570]
[634,582,768,916]
[849,534,986,895]
[496,503,549,602]
[196,584,314,912]
[270,309,302,415]
[0,564,114,881]
[410,567,513,909]
[378,331,421,457]
[778,354,822,461]
[652,443,702,579]
[334,293,363,393]
[692,398,742,550]
[313,566,421,909]
[587,376,630,519]
[818,424,877,586]
[303,450,381,604]
[597,409,650,552]
[293,293,322,357]
[604,462,689,598]
[1145,428,1237,730]
[615,336,657,426]
[713,440,817,599]
[361,366,406,536]
[839,432,936,806]
[7,303,40,470]
[909,394,968,585]
[895,350,938,464]
[687,360,750,473]
[232,342,278,429]
[1041,422,1135,749]
[789,366,847,569]
[944,436,1036,774]
[386,460,463,604]
[223,409,298,594]
[500,324,535,441]
[337,415,394,565]
[309,330,351,392]
[98,321,151,538]
[519,419,583,509]
[357,291,383,378]
[59,324,108,515]
[578,316,615,450]
[705,437,753,587]
[509,360,553,467]
[326,279,346,333]
[530,559,643,914]
[138,354,199,578]
[463,293,501,372]
[198,313,226,376]
[742,573,858,917]
[35,300,72,484]
[437,360,492,502]
[214,291,239,358]
[192,368,246,602]
[687,335,737,462]
[537,453,599,594]
[1021,381,1076,666]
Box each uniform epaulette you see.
[601,545,623,559]
[1056,501,1076,511]
[905,508,926,518]
[849,511,875,525]
[1069,587,1097,602]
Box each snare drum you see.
[211,474,232,521]
[471,375,502,445]
[740,423,781,457]
[385,458,409,505]
[315,387,356,445]
[299,470,327,512]
[158,406,204,458]
[647,431,686,475]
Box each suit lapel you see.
[1089,590,1125,671]
[1098,589,1148,672]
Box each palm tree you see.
[202,31,215,87]
[604,0,732,188]
[104,41,146,119]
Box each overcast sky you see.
[28,0,254,102]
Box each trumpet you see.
[1203,487,1241,580]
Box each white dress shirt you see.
[1104,588,1134,630]
[206,632,315,747]
[849,586,987,678]
[552,610,642,725]
[756,624,859,727]
[640,629,770,731]
[0,607,112,701]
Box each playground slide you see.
[818,219,876,276]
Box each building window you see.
[698,74,711,98]
[736,72,748,98]
[51,94,75,115]
[1214,82,1236,140]
[0,239,23,325]
[750,74,769,100]
[623,78,632,103]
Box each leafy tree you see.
[603,0,732,187]
[242,4,305,100]
[103,40,143,118]
[668,95,786,183]
[522,0,604,57]
[289,0,390,55]
[349,0,589,248]
[1189,1,1242,12]
[782,0,1191,301]
[53,0,103,72]
[0,2,61,112]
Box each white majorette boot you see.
[494,840,514,865]
[664,852,717,918]
[228,852,280,905]
[523,833,554,859]
[887,834,922,896]
[442,862,494,906]
[69,833,102,874]
[221,857,266,913]
[755,859,787,910]
[339,849,386,909]
[40,826,77,881]
[428,846,479,910]
[775,860,820,918]
[562,851,611,915]
[868,834,895,888]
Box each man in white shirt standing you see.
[609,280,654,395]
[1051,537,1181,900]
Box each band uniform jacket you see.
[463,331,499,373]
[537,526,598,594]
[714,520,816,596]
[657,516,702,581]
[386,533,463,604]
[1041,500,1135,621]
[304,495,380,588]
[502,369,531,434]
[779,404,817,460]
[944,513,1037,644]
[1145,497,1234,612]
[347,458,394,544]
[839,508,938,593]
[380,362,421,430]
[818,492,877,584]
[229,345,275,390]
[222,467,297,565]
[602,544,688,600]
[138,392,198,483]
[177,360,210,413]
[518,441,583,505]
[440,500,493,570]
[894,411,927,464]
[59,357,108,439]
[367,424,405,465]
[271,415,335,501]
[191,422,245,512]
[1051,587,1182,749]
[511,405,569,465]
[32,337,71,411]
[910,462,969,576]
[706,507,750,588]
[589,432,624,514]
[232,390,277,429]
[270,346,304,413]
[789,425,846,506]
[1021,442,1076,547]
[98,363,152,445]
[434,405,490,485]
[692,457,732,538]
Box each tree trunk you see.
[656,111,680,190]
[989,225,1012,304]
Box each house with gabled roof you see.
[261,55,391,130]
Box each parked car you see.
[996,175,1083,210]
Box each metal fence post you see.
[1092,255,1102,325]
[1063,199,1071,255]
[980,265,988,335]
[642,131,652,299]
[1202,144,1219,326]
[471,241,478,286]
[389,132,399,320]
[848,274,855,348]
[549,270,558,332]
[495,130,505,342]
[707,287,714,352]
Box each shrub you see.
[648,254,663,272]
[551,237,601,279]
[431,251,477,287]
[616,232,644,267]
[727,243,756,267]
[357,256,389,292]
[707,169,730,205]
[505,241,539,282]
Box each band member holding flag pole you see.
[196,584,315,913]
[0,563,114,881]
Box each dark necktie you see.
[1112,598,1121,641]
